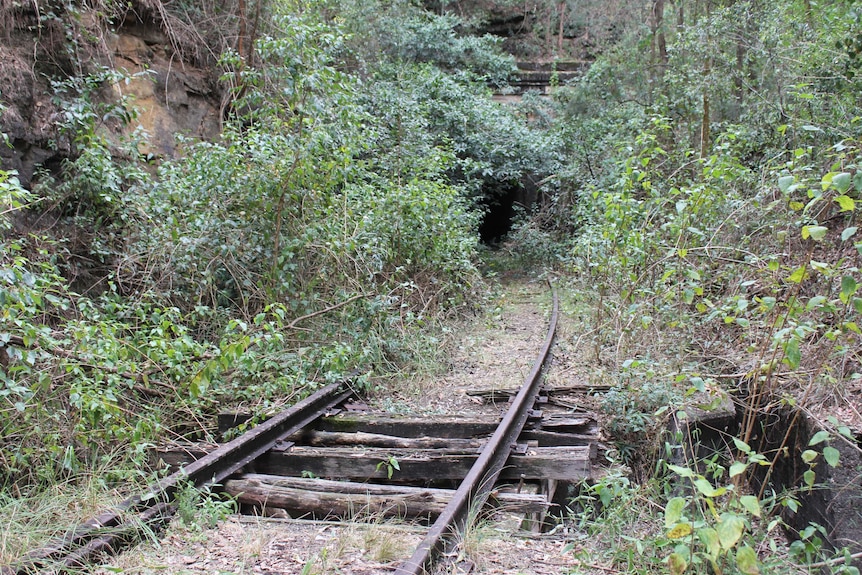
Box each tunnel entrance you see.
[478,187,516,244]
[479,181,539,244]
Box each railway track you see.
[7,284,599,575]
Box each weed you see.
[174,481,237,531]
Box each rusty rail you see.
[396,284,559,575]
[7,382,354,574]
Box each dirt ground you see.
[92,275,605,575]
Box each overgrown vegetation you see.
[523,0,862,572]
[1,0,525,490]
[2,0,862,572]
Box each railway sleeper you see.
[223,474,550,522]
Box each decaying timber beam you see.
[256,445,592,482]
[224,475,549,520]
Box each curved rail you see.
[7,382,354,574]
[396,283,559,575]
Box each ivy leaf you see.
[833,172,852,193]
[698,527,721,559]
[694,478,726,497]
[801,449,819,463]
[809,430,831,445]
[840,276,858,304]
[836,195,856,212]
[787,266,808,283]
[736,545,760,575]
[740,495,761,517]
[729,461,748,477]
[783,339,801,370]
[717,513,745,549]
[665,497,686,528]
[801,225,828,241]
[778,175,795,194]
[668,552,688,575]
[823,446,840,467]
[668,522,693,539]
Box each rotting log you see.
[289,430,485,449]
[219,412,598,440]
[223,475,549,520]
[465,383,611,401]
[316,413,595,437]
[255,444,591,483]
[152,429,597,472]
[315,414,506,438]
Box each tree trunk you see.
[650,0,667,101]
[700,0,712,157]
[557,1,566,53]
[237,0,247,60]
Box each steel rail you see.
[7,381,354,575]
[396,284,559,575]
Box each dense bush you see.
[1,0,561,487]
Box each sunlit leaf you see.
[804,469,816,488]
[695,478,726,497]
[836,195,856,212]
[668,522,693,539]
[733,437,752,454]
[667,464,695,478]
[801,449,819,463]
[787,266,808,283]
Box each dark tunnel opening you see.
[478,186,518,244]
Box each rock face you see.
[0,6,221,187]
[105,24,221,159]
[0,36,67,187]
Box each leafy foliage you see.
[2,0,556,491]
